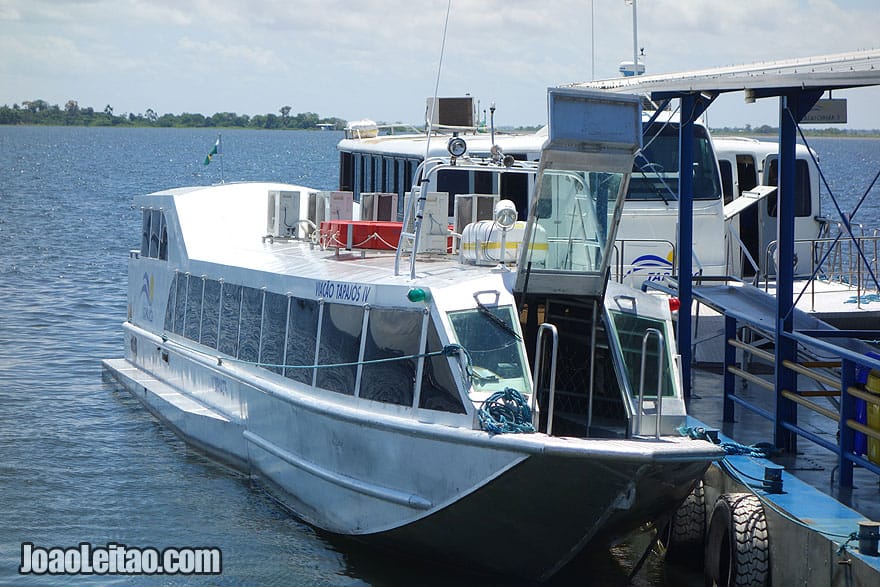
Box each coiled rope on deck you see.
[478,387,535,435]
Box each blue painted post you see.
[839,358,857,488]
[678,94,695,398]
[775,93,799,452]
[723,314,736,422]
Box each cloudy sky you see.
[2,0,879,128]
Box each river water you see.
[0,126,877,585]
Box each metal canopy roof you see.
[568,49,880,98]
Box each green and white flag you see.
[204,138,219,165]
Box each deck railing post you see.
[839,358,858,488]
[723,314,737,422]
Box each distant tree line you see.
[0,99,347,130]
[711,123,880,137]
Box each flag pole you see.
[218,132,224,184]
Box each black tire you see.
[704,493,769,587]
[662,480,707,564]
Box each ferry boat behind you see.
[102,88,722,581]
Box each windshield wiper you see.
[475,299,522,341]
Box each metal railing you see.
[610,239,677,283]
[531,323,559,436]
[636,328,665,439]
[716,306,880,489]
[760,232,880,309]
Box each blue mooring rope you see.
[478,388,535,435]
[678,425,773,458]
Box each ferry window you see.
[360,309,421,406]
[149,210,162,258]
[374,156,382,193]
[404,160,414,193]
[340,152,353,192]
[238,287,263,363]
[607,310,675,399]
[184,275,204,341]
[447,305,530,395]
[355,155,364,200]
[501,170,528,220]
[766,159,812,217]
[173,273,188,335]
[141,210,151,256]
[158,222,168,261]
[260,291,288,374]
[419,319,465,413]
[628,124,721,201]
[438,169,470,215]
[284,297,318,384]
[164,272,179,332]
[200,279,221,349]
[719,160,734,204]
[316,303,364,395]
[218,283,242,357]
[474,170,492,194]
[364,155,373,196]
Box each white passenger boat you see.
[102,88,722,580]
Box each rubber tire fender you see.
[662,479,706,564]
[704,492,769,587]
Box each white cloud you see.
[0,0,878,126]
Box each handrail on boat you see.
[531,323,559,436]
[636,328,665,439]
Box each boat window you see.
[140,209,168,260]
[149,210,162,258]
[447,304,530,395]
[285,296,319,384]
[164,272,179,332]
[500,167,529,220]
[419,319,466,413]
[765,158,812,217]
[200,279,221,349]
[437,169,471,215]
[339,151,354,192]
[141,210,151,256]
[530,170,624,274]
[171,273,187,335]
[184,276,204,341]
[606,310,675,399]
[260,291,288,374]
[474,170,493,194]
[238,287,263,363]
[719,160,734,204]
[628,124,721,201]
[316,303,364,395]
[218,283,242,357]
[360,308,422,406]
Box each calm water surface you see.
[0,127,877,585]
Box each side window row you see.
[162,273,464,414]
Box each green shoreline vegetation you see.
[0,99,347,130]
[3,99,879,137]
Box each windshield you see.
[529,169,625,274]
[628,123,721,202]
[447,305,530,395]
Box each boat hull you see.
[103,329,718,580]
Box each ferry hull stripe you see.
[242,430,433,510]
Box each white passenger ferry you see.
[102,88,722,580]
